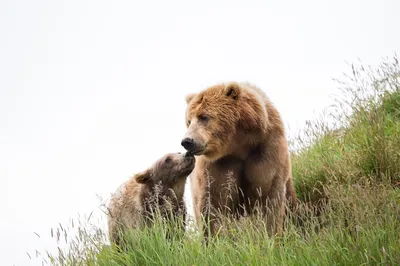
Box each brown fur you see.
[182,82,297,238]
[107,152,195,246]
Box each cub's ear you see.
[135,169,152,184]
[225,83,240,100]
[185,93,197,104]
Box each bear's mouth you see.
[189,148,205,156]
[188,144,207,156]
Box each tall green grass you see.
[292,55,400,204]
[40,55,400,266]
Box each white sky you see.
[1,0,399,265]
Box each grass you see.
[39,55,400,265]
[292,55,400,204]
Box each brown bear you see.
[107,152,195,247]
[181,82,297,238]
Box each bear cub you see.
[107,152,195,247]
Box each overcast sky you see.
[1,0,399,265]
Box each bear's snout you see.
[181,138,195,151]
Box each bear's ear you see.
[185,93,197,104]
[225,83,240,100]
[135,169,152,184]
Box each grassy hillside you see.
[292,57,400,204]
[42,56,400,266]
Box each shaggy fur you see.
[107,152,195,246]
[182,82,297,238]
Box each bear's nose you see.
[181,138,195,151]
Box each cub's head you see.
[181,83,244,160]
[134,152,195,187]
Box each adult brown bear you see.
[181,82,297,238]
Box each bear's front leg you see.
[192,188,219,243]
[244,157,288,237]
[191,170,217,242]
[264,182,286,237]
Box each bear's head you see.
[135,152,195,187]
[181,82,266,161]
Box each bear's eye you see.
[198,114,208,122]
[187,120,191,126]
[165,157,172,163]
